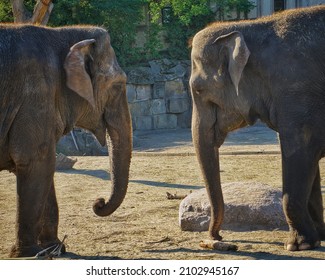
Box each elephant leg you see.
[308,166,325,240]
[281,147,320,251]
[10,148,56,257]
[38,180,66,254]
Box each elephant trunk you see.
[93,83,132,217]
[192,102,225,240]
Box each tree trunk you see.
[11,0,53,25]
[11,0,30,23]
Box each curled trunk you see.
[93,83,132,216]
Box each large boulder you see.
[179,182,287,232]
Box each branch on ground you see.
[166,191,190,200]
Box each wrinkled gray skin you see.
[0,24,132,257]
[190,6,325,251]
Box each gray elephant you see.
[190,6,325,251]
[0,24,132,257]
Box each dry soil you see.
[0,129,324,260]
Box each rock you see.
[153,81,165,99]
[136,85,152,100]
[55,153,77,170]
[127,67,154,85]
[153,114,177,129]
[56,129,108,156]
[160,58,175,71]
[179,182,286,232]
[132,135,140,148]
[126,84,137,103]
[151,99,166,115]
[125,60,192,131]
[169,64,187,78]
[135,116,153,130]
[148,60,161,75]
[128,100,151,117]
[177,110,192,128]
[165,79,187,99]
[167,98,190,113]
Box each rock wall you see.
[126,59,192,130]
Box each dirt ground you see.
[0,129,324,260]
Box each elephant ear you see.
[214,31,250,95]
[64,39,96,108]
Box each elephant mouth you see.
[214,109,247,147]
[214,125,227,148]
[93,122,107,147]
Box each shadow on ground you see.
[131,179,202,190]
[57,169,110,180]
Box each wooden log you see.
[199,240,238,251]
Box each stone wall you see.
[126,59,192,130]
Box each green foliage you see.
[0,0,256,65]
[0,0,145,67]
[147,0,215,59]
[142,23,164,61]
[148,0,211,25]
[226,0,256,19]
[0,0,34,22]
[147,0,255,59]
[0,0,12,22]
[49,0,145,66]
[162,10,215,59]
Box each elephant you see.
[0,24,132,257]
[190,6,325,251]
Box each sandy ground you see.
[0,128,324,260]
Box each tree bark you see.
[11,0,30,23]
[11,0,53,25]
[31,0,53,25]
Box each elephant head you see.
[63,28,132,217]
[190,30,250,240]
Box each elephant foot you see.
[209,230,223,241]
[316,224,325,240]
[285,230,321,251]
[10,244,43,258]
[286,240,320,251]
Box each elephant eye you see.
[214,73,222,83]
